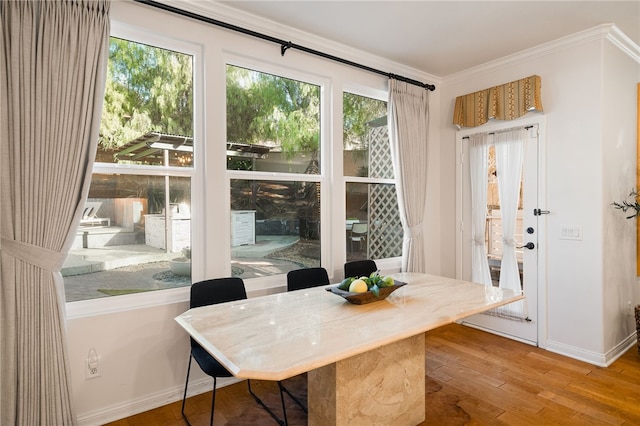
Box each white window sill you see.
[65,258,401,319]
[65,277,288,319]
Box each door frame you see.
[455,115,547,349]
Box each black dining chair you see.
[344,259,378,278]
[286,267,330,291]
[181,277,289,426]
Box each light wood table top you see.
[175,272,524,382]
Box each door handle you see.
[517,242,535,250]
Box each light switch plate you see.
[560,225,582,240]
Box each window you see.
[226,65,322,278]
[63,37,194,302]
[343,92,402,263]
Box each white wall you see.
[439,25,640,364]
[66,3,639,424]
[67,2,440,424]
[601,39,640,353]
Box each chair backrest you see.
[189,277,247,349]
[287,267,330,291]
[344,260,377,278]
[82,201,102,219]
[351,222,368,234]
[190,277,247,308]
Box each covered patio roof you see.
[111,132,271,165]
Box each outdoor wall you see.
[439,25,640,364]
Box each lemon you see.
[349,279,368,293]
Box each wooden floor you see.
[107,323,640,425]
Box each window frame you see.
[342,86,402,264]
[66,17,404,318]
[66,23,204,318]
[223,57,333,289]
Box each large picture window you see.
[63,37,194,302]
[64,37,404,304]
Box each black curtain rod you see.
[134,0,436,91]
[461,125,534,139]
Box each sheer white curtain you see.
[388,79,429,272]
[494,129,527,316]
[0,1,110,423]
[469,133,492,286]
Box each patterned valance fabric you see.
[453,75,543,128]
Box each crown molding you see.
[606,24,640,64]
[444,24,640,86]
[142,0,441,89]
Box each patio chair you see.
[348,222,368,252]
[80,201,110,227]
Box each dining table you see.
[175,272,524,426]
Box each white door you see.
[456,119,545,346]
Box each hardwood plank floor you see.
[106,323,640,425]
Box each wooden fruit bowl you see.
[325,281,406,305]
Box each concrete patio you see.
[63,235,302,302]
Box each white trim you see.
[455,115,548,349]
[545,332,637,367]
[76,375,241,426]
[445,24,640,85]
[155,0,440,87]
[606,24,640,64]
[461,322,537,347]
[65,280,289,319]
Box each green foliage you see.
[612,189,640,219]
[343,92,387,147]
[101,42,384,161]
[100,38,193,148]
[226,65,319,158]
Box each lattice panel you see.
[367,123,403,259]
[368,184,403,259]
[368,126,394,179]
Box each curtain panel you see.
[0,1,110,424]
[494,129,527,317]
[453,75,543,128]
[388,79,429,272]
[469,133,492,286]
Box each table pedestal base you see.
[308,333,425,426]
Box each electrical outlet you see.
[628,301,633,317]
[86,348,101,380]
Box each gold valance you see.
[453,75,543,128]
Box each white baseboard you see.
[545,332,636,367]
[76,376,241,426]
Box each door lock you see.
[517,242,535,250]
